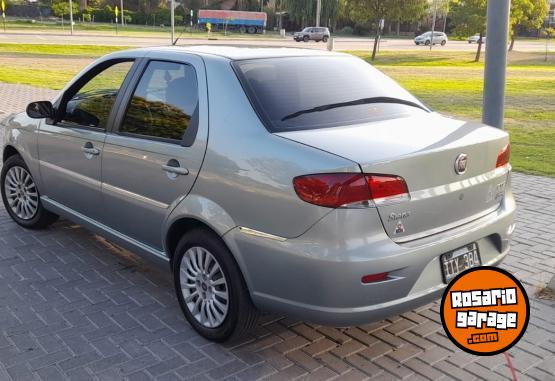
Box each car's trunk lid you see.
[276,113,510,242]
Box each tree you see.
[509,0,549,51]
[388,0,428,35]
[449,0,486,61]
[52,0,80,27]
[285,0,340,27]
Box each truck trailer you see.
[198,9,267,34]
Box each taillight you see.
[293,173,409,208]
[496,144,510,168]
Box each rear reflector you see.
[293,173,409,208]
[496,144,510,168]
[361,272,389,284]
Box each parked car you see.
[414,31,448,46]
[1,46,515,342]
[294,27,330,42]
[468,33,486,44]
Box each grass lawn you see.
[0,45,553,177]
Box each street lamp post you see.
[171,0,175,45]
[316,0,321,27]
[120,0,124,26]
[68,0,74,35]
[430,0,437,51]
[482,0,511,129]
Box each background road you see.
[0,32,549,51]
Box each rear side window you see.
[233,56,428,132]
[120,60,198,142]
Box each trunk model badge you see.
[394,221,405,235]
[454,153,468,175]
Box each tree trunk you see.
[396,20,400,36]
[372,29,379,61]
[509,36,515,51]
[475,32,483,62]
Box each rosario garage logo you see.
[440,267,529,355]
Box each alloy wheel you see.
[180,246,229,328]
[4,166,39,220]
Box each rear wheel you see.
[1,155,58,229]
[323,36,329,43]
[247,26,256,34]
[239,26,246,34]
[441,40,446,46]
[173,229,258,341]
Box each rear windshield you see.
[233,56,429,132]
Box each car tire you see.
[441,40,446,46]
[1,154,58,229]
[173,228,259,342]
[303,36,309,42]
[323,36,329,43]
[247,26,256,34]
[425,40,430,46]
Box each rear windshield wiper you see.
[281,96,429,122]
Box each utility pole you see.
[483,0,511,129]
[430,0,437,51]
[69,0,74,35]
[120,0,124,26]
[260,0,263,12]
[316,0,321,27]
[171,0,175,45]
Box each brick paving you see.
[0,83,554,380]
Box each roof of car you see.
[127,45,347,61]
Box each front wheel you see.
[322,36,329,43]
[303,35,309,42]
[1,155,58,229]
[424,40,430,46]
[173,229,259,341]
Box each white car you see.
[468,34,486,44]
[414,31,448,46]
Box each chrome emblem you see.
[454,153,468,175]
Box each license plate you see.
[441,243,481,283]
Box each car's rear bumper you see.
[223,178,516,327]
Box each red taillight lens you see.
[367,175,409,202]
[496,144,510,168]
[361,272,389,284]
[293,173,409,208]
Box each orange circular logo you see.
[440,267,529,356]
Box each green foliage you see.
[51,0,79,17]
[449,0,486,37]
[285,0,340,26]
[510,0,549,34]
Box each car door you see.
[101,53,208,250]
[38,59,136,221]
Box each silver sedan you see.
[1,46,515,341]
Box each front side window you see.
[63,61,134,129]
[120,61,198,142]
[233,56,428,132]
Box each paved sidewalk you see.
[0,83,554,380]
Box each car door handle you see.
[81,147,100,155]
[162,164,189,176]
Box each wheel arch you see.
[3,145,20,162]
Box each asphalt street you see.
[0,31,549,52]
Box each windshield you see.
[302,27,311,32]
[233,56,428,132]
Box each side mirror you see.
[26,101,54,119]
